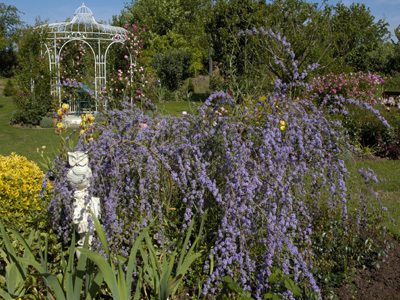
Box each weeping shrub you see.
[47,28,390,299]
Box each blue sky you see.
[6,0,400,40]
[5,1,126,25]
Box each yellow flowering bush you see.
[238,95,274,122]
[79,113,96,142]
[0,153,52,223]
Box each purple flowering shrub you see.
[47,95,353,298]
[47,28,391,299]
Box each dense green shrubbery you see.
[3,78,16,97]
[151,48,193,91]
[9,109,21,124]
[10,25,54,126]
[40,116,55,128]
[10,91,55,126]
[311,204,390,297]
[341,103,400,159]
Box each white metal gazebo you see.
[38,3,132,113]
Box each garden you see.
[2,1,400,299]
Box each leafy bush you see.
[341,103,400,159]
[376,106,400,159]
[3,78,16,97]
[11,91,55,126]
[305,72,384,105]
[209,74,224,91]
[311,204,389,295]
[382,71,400,91]
[40,116,55,128]
[0,153,52,228]
[9,109,22,125]
[151,48,193,91]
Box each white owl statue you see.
[67,151,91,190]
[66,151,101,257]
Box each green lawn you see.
[157,98,204,116]
[0,94,62,165]
[346,158,400,236]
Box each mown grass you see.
[346,158,400,236]
[0,93,62,166]
[157,99,203,116]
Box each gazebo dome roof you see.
[40,3,127,40]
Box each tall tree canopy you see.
[329,2,389,72]
[0,3,23,77]
[114,0,210,83]
[0,3,22,48]
[114,0,391,91]
[206,0,389,81]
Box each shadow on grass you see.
[191,92,209,102]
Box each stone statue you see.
[66,151,101,257]
[67,151,92,189]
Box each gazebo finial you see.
[72,3,96,24]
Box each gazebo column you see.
[95,53,106,111]
[49,52,59,99]
[55,53,62,107]
[42,41,58,101]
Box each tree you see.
[0,3,22,48]
[14,25,49,95]
[206,0,390,86]
[206,0,268,75]
[264,0,332,71]
[0,3,23,77]
[364,41,395,75]
[382,25,400,76]
[328,2,389,72]
[11,25,55,125]
[151,48,193,90]
[114,0,210,77]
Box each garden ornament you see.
[66,151,101,257]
